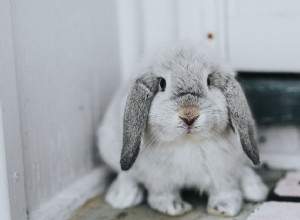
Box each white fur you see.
[98,43,268,216]
[105,173,143,209]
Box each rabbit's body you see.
[98,43,268,216]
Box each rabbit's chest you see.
[135,137,232,188]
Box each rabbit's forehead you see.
[165,63,209,96]
[151,47,215,96]
[172,71,201,86]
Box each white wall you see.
[227,0,300,72]
[0,103,11,220]
[0,0,27,219]
[1,0,120,219]
[118,0,300,78]
[14,0,120,214]
[117,0,227,82]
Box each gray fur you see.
[210,72,260,165]
[121,73,159,170]
[98,43,268,216]
[122,43,259,169]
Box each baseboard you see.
[29,166,111,220]
[258,126,300,170]
[261,153,300,170]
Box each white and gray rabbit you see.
[97,43,268,217]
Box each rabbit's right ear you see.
[120,73,160,171]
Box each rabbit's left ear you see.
[211,73,260,165]
[121,73,160,171]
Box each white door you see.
[227,0,300,72]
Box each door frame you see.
[0,0,27,219]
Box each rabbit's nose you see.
[179,115,199,126]
[178,107,200,126]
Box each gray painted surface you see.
[3,0,120,216]
[0,0,27,219]
[0,104,11,220]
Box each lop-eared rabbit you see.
[98,43,268,217]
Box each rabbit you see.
[97,42,268,217]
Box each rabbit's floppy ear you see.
[211,73,260,165]
[121,73,160,171]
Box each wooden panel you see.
[141,0,178,53]
[228,0,300,72]
[176,0,227,54]
[10,0,120,214]
[0,105,11,220]
[117,0,143,81]
[0,0,27,219]
[177,0,206,41]
[118,0,227,82]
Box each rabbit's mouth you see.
[177,125,201,135]
[176,125,214,140]
[187,126,196,134]
[187,126,204,135]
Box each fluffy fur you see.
[98,43,268,216]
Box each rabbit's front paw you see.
[243,179,268,202]
[148,193,192,216]
[207,191,242,217]
[241,167,268,202]
[105,174,143,209]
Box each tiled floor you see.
[247,201,300,220]
[70,168,285,220]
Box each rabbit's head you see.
[121,44,259,171]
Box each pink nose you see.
[178,107,200,126]
[179,115,199,126]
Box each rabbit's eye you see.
[207,76,211,87]
[159,77,166,91]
